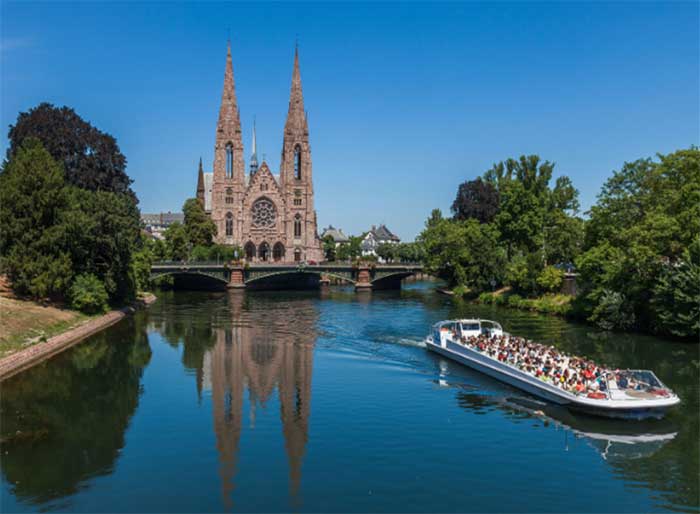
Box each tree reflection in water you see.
[0,317,152,506]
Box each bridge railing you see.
[152,261,226,267]
[152,260,423,268]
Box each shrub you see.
[69,274,109,314]
[536,265,564,293]
[590,290,636,331]
[507,294,523,308]
[453,285,471,298]
[478,292,495,304]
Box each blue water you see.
[1,283,698,512]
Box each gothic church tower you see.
[280,47,322,262]
[211,42,245,244]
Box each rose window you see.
[251,198,276,228]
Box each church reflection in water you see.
[198,292,316,508]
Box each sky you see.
[1,2,698,240]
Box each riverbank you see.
[0,293,156,381]
[476,290,573,316]
[0,295,93,359]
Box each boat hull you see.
[425,337,679,420]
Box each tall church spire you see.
[196,157,205,205]
[284,46,307,133]
[217,40,242,140]
[249,119,259,175]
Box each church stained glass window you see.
[294,145,302,180]
[294,214,302,237]
[225,212,234,236]
[226,143,233,178]
[251,198,276,228]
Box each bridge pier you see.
[354,266,372,292]
[227,266,246,289]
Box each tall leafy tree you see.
[0,138,140,304]
[577,147,700,336]
[451,178,499,223]
[651,238,700,338]
[164,223,189,261]
[0,139,73,299]
[483,155,581,266]
[6,103,135,200]
[421,217,506,290]
[182,198,216,247]
[323,235,336,261]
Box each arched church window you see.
[294,145,302,180]
[273,242,285,262]
[294,214,302,238]
[244,241,256,261]
[226,187,233,204]
[259,241,270,262]
[294,248,302,262]
[225,212,233,236]
[225,143,233,178]
[251,198,276,228]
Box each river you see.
[1,283,698,512]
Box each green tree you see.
[421,217,506,291]
[62,187,140,302]
[336,236,363,262]
[323,235,337,261]
[376,243,397,263]
[182,198,216,247]
[396,242,426,263]
[576,147,700,336]
[536,265,565,293]
[0,139,74,299]
[484,155,581,263]
[68,273,109,314]
[651,237,700,338]
[164,222,189,261]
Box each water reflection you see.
[0,317,152,507]
[150,291,317,508]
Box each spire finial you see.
[249,118,259,175]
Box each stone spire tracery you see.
[250,119,259,175]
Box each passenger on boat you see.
[459,332,612,397]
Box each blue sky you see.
[2,2,698,240]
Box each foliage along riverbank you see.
[0,292,156,380]
[0,104,151,315]
[420,150,699,340]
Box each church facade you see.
[196,43,323,263]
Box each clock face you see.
[251,198,276,228]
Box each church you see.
[196,43,323,263]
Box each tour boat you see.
[424,319,681,420]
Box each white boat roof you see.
[433,319,503,329]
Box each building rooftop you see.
[321,225,350,243]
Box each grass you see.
[0,296,93,359]
[476,289,573,316]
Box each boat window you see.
[462,323,480,331]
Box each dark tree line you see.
[1,104,143,312]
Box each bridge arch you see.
[151,270,229,288]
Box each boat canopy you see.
[433,319,504,338]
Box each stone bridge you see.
[150,261,423,291]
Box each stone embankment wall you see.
[0,294,156,382]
